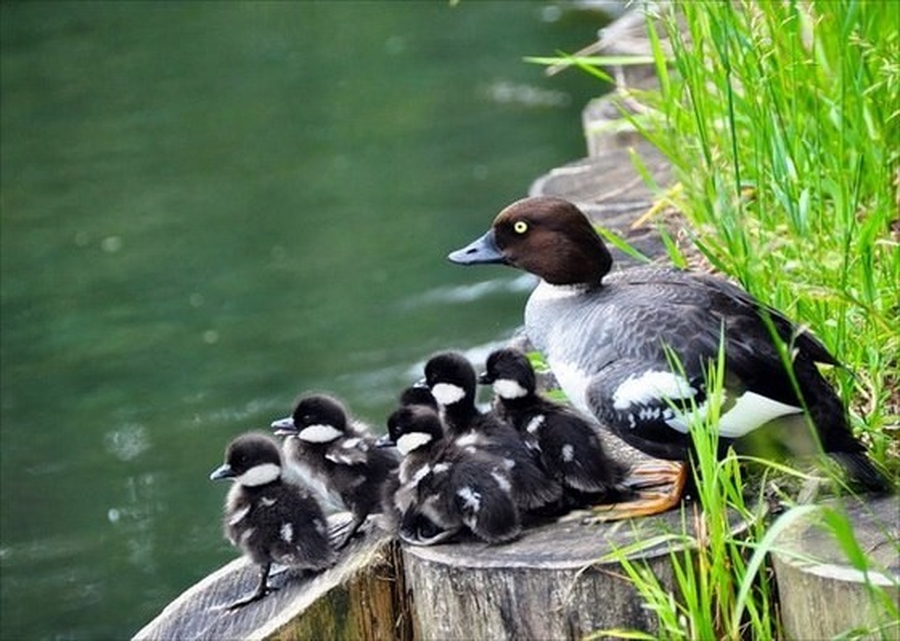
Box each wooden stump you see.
[132,515,410,641]
[401,508,708,640]
[772,494,900,640]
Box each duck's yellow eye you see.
[513,220,528,234]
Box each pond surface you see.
[0,2,608,638]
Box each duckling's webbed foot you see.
[581,460,687,522]
[226,562,278,611]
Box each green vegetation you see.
[536,1,898,638]
[635,1,899,472]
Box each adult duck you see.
[449,196,890,513]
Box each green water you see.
[0,2,607,638]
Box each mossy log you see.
[132,515,410,641]
[772,494,900,640]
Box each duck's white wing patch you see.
[716,392,802,437]
[236,463,281,487]
[298,423,343,443]
[492,379,528,399]
[613,370,696,410]
[397,431,433,456]
[431,383,466,406]
[665,391,802,437]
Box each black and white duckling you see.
[378,386,444,542]
[209,432,335,609]
[449,196,891,508]
[422,351,563,513]
[384,404,521,545]
[271,393,400,549]
[480,347,629,503]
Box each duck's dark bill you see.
[447,230,506,265]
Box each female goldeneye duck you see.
[209,432,335,609]
[449,196,891,506]
[271,393,400,549]
[383,404,521,545]
[423,351,564,513]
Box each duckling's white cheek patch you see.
[561,444,575,462]
[298,424,343,443]
[612,371,696,409]
[280,522,294,543]
[236,463,281,487]
[493,379,528,399]
[431,383,466,406]
[397,432,433,456]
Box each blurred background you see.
[0,2,612,638]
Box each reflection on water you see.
[0,2,608,638]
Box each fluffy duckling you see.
[480,347,627,505]
[271,393,400,549]
[422,351,563,513]
[210,433,335,609]
[385,404,521,545]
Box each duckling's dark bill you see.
[447,230,507,265]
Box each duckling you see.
[209,432,335,609]
[385,404,521,545]
[449,196,891,511]
[271,393,400,549]
[378,386,445,542]
[480,347,628,505]
[422,351,563,513]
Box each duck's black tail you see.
[829,451,893,494]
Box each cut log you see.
[401,507,717,640]
[772,494,900,640]
[132,515,410,641]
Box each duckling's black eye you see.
[513,220,528,235]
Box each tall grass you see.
[535,1,898,638]
[636,0,899,468]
